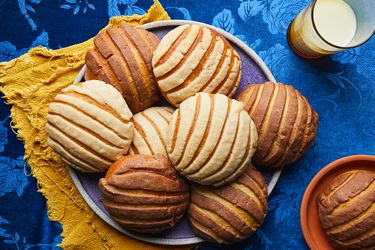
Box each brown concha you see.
[236,81,319,169]
[317,170,375,250]
[188,165,268,244]
[85,23,161,113]
[99,154,189,234]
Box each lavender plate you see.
[71,20,280,246]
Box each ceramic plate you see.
[70,20,281,246]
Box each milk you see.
[287,0,358,58]
[314,0,357,47]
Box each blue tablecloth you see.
[0,0,374,249]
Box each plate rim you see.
[70,19,281,246]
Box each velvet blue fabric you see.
[0,0,374,249]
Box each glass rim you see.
[311,0,375,49]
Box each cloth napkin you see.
[0,1,191,249]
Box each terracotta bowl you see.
[300,154,375,250]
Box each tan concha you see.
[129,106,175,155]
[152,24,241,107]
[85,23,161,113]
[317,170,375,249]
[46,80,134,173]
[236,82,318,169]
[188,165,268,244]
[166,92,258,186]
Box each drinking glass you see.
[287,0,375,59]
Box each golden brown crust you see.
[317,170,375,249]
[236,82,319,169]
[188,165,268,244]
[99,154,189,233]
[152,24,241,107]
[85,24,161,113]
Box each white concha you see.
[152,24,242,107]
[166,92,258,186]
[129,106,175,155]
[46,80,134,173]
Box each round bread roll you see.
[85,23,160,113]
[167,92,258,186]
[152,24,241,107]
[99,154,189,234]
[317,170,375,250]
[46,80,133,173]
[236,82,318,169]
[129,106,175,155]
[188,165,268,244]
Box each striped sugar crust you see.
[129,106,175,156]
[317,170,375,250]
[188,166,268,244]
[99,154,190,234]
[85,23,161,113]
[152,24,242,107]
[46,80,134,173]
[236,82,319,169]
[167,92,258,187]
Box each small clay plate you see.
[300,155,375,250]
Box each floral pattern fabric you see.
[0,0,374,249]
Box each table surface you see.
[0,0,374,249]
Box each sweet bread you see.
[85,23,160,113]
[46,80,133,172]
[236,82,318,168]
[317,170,375,249]
[129,106,174,155]
[167,92,257,186]
[99,154,189,233]
[152,24,241,107]
[188,165,268,243]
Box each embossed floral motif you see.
[259,43,291,79]
[17,0,41,30]
[212,8,235,34]
[0,42,17,62]
[0,156,28,197]
[0,215,61,249]
[331,47,361,64]
[0,216,20,247]
[107,0,146,17]
[31,30,49,48]
[0,31,49,62]
[165,7,191,20]
[248,38,262,50]
[268,148,317,225]
[320,72,362,109]
[60,0,95,15]
[0,118,8,153]
[356,41,375,76]
[238,0,309,34]
[212,9,261,50]
[247,229,273,250]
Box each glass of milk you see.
[287,0,375,59]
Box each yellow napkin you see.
[0,1,192,249]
